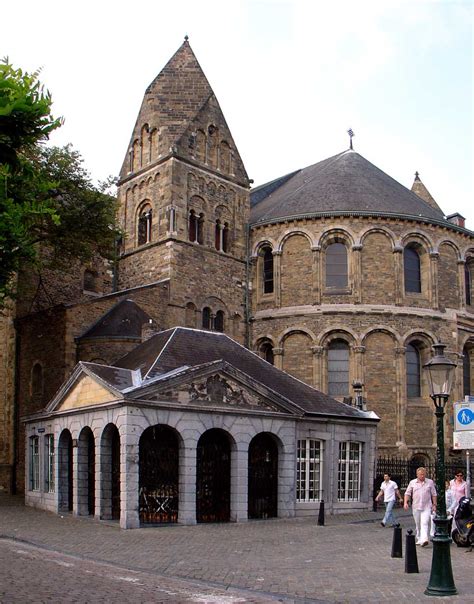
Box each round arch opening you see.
[248,432,279,519]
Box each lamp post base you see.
[424,527,457,596]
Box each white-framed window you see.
[297,439,323,502]
[45,434,55,493]
[30,436,40,491]
[337,441,361,502]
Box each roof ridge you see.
[144,327,179,380]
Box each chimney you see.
[141,319,159,341]
[446,213,465,229]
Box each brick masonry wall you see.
[0,303,16,491]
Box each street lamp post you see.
[423,342,457,597]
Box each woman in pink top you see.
[450,470,469,502]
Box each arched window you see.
[327,340,349,396]
[137,206,152,245]
[214,310,224,332]
[465,262,472,306]
[215,220,222,250]
[259,342,274,365]
[31,363,43,399]
[189,211,204,244]
[404,246,421,293]
[202,307,211,330]
[261,246,274,294]
[326,242,348,288]
[463,347,471,397]
[406,343,421,397]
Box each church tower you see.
[116,39,250,339]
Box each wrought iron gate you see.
[139,426,179,524]
[248,433,278,519]
[196,429,231,523]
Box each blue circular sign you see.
[457,408,474,425]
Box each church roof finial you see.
[414,171,420,181]
[184,35,189,42]
[347,128,355,150]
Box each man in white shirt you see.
[404,467,437,547]
[375,473,403,527]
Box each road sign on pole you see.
[453,430,474,450]
[453,402,474,431]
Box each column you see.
[95,439,105,520]
[120,430,140,529]
[178,443,197,525]
[393,246,403,306]
[273,347,283,371]
[311,246,321,305]
[352,244,363,304]
[458,260,466,310]
[311,346,324,390]
[429,252,439,310]
[273,250,282,307]
[394,346,407,449]
[230,445,249,522]
[352,346,366,388]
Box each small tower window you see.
[465,262,472,306]
[463,347,471,397]
[189,210,204,244]
[214,310,224,332]
[138,206,152,245]
[202,307,211,330]
[406,343,421,397]
[31,363,43,399]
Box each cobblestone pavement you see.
[1,494,473,603]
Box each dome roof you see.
[250,149,448,226]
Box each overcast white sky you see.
[3,0,473,225]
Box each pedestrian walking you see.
[375,473,403,527]
[404,466,437,547]
[450,470,469,503]
[430,480,456,539]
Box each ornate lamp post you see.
[423,342,457,597]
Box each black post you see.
[391,524,402,558]
[405,529,419,573]
[317,500,325,526]
[425,397,457,596]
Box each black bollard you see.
[391,523,402,558]
[405,529,419,573]
[317,500,325,526]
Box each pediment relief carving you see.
[151,373,281,412]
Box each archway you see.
[100,424,121,520]
[78,427,95,516]
[58,429,73,512]
[196,429,231,523]
[248,432,278,519]
[139,425,179,524]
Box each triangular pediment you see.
[56,374,118,411]
[130,361,303,416]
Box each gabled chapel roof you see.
[250,149,454,228]
[113,327,376,420]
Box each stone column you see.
[94,437,104,520]
[352,346,366,389]
[120,429,140,529]
[352,245,363,304]
[178,443,197,525]
[458,260,466,310]
[273,347,283,371]
[311,346,324,390]
[273,250,282,307]
[311,246,321,305]
[393,246,403,306]
[278,435,297,518]
[230,445,249,522]
[394,346,407,449]
[429,252,439,310]
[72,439,88,516]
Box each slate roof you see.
[78,299,150,340]
[250,149,449,226]
[113,327,375,421]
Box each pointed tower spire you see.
[411,171,444,214]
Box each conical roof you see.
[250,149,448,225]
[411,172,443,214]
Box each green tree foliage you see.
[0,59,120,305]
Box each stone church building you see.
[0,40,473,521]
